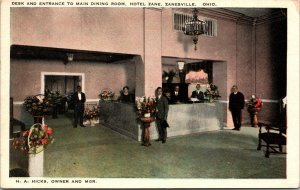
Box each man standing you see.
[170,85,183,103]
[191,84,204,101]
[229,85,245,131]
[72,85,86,128]
[155,87,169,143]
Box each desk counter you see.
[99,101,224,141]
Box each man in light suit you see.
[72,85,86,128]
[191,84,204,101]
[155,87,169,144]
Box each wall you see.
[11,8,144,55]
[256,20,287,100]
[254,19,287,123]
[11,58,136,124]
[11,7,149,97]
[11,59,136,101]
[143,8,163,96]
[10,8,287,126]
[11,7,244,99]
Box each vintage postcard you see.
[1,0,299,188]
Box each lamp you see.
[177,61,185,83]
[183,9,207,50]
[177,61,185,71]
[64,53,74,65]
[67,53,74,62]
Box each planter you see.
[28,150,44,177]
[27,122,45,177]
[90,119,95,126]
[249,112,259,127]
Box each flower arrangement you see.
[135,96,157,118]
[84,106,99,121]
[46,90,63,107]
[247,95,262,114]
[162,70,176,83]
[205,83,221,102]
[23,94,52,116]
[12,123,54,154]
[99,88,114,101]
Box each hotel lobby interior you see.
[5,6,297,186]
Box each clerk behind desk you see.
[170,85,184,104]
[191,84,204,102]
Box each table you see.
[140,117,155,147]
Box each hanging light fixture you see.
[66,53,74,62]
[63,53,74,65]
[183,9,207,51]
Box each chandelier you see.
[183,9,207,50]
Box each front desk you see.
[99,101,224,141]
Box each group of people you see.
[71,84,256,138]
[165,83,211,104]
[71,85,134,128]
[71,85,170,144]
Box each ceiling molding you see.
[255,10,287,25]
[175,8,286,25]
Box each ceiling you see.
[224,8,278,17]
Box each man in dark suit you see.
[191,84,204,101]
[170,85,183,104]
[229,85,245,131]
[155,87,169,144]
[72,85,86,128]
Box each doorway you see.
[41,72,85,95]
[45,75,80,96]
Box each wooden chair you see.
[257,122,286,158]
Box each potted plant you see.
[135,96,157,118]
[162,70,176,83]
[23,94,52,123]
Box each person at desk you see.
[191,84,204,101]
[119,86,133,103]
[170,85,183,103]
